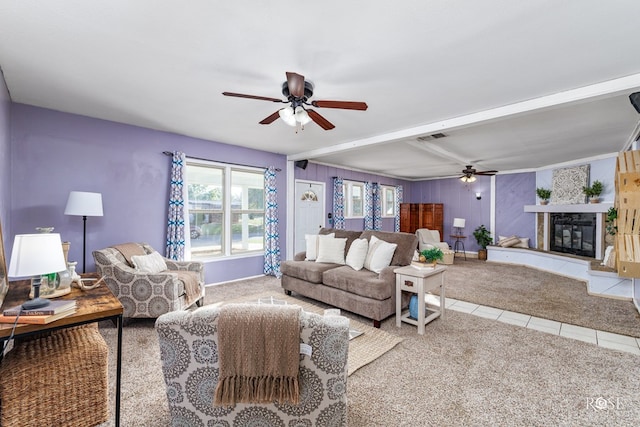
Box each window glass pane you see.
[351,184,363,216]
[384,187,395,216]
[231,170,264,254]
[187,164,224,258]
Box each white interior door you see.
[295,180,325,254]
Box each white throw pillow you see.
[316,236,347,264]
[131,251,168,274]
[346,238,369,271]
[305,232,334,261]
[515,237,530,248]
[364,235,397,274]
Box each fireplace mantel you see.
[524,203,613,213]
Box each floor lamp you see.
[64,191,104,273]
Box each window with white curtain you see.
[343,180,364,218]
[186,161,264,259]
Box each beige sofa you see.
[281,228,418,327]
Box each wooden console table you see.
[0,278,124,427]
[395,265,446,334]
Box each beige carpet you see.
[95,273,640,426]
[443,258,640,337]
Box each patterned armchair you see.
[155,305,349,426]
[92,243,205,319]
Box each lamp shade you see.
[8,233,67,278]
[278,107,297,127]
[64,191,104,216]
[453,218,466,228]
[295,108,312,125]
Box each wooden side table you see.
[395,265,446,334]
[0,278,124,426]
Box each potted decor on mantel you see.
[536,187,551,205]
[473,224,493,261]
[583,180,604,203]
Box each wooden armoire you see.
[399,203,444,237]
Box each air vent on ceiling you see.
[416,133,447,142]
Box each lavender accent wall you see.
[409,176,492,252]
[0,70,10,236]
[294,162,411,232]
[10,104,287,284]
[495,173,536,243]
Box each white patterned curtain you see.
[373,182,382,230]
[364,181,374,230]
[264,167,281,277]
[166,151,188,260]
[332,177,345,229]
[394,185,403,232]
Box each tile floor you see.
[423,294,640,355]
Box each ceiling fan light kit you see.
[459,165,497,183]
[223,71,367,131]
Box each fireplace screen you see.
[550,213,596,258]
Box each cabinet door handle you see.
[404,280,414,287]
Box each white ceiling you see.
[1,1,640,180]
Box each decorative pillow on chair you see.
[305,233,334,261]
[345,238,369,271]
[131,251,168,274]
[316,236,347,264]
[364,235,398,274]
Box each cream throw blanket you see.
[214,304,301,406]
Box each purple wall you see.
[10,104,287,284]
[495,173,536,243]
[295,162,411,232]
[408,176,492,251]
[0,70,10,236]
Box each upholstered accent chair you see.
[92,243,205,319]
[416,228,450,252]
[156,305,349,426]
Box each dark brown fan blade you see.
[476,170,498,176]
[307,109,335,130]
[286,72,305,98]
[259,111,280,125]
[311,100,368,110]
[222,92,283,103]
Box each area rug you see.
[443,259,640,337]
[218,291,404,376]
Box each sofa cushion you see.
[322,266,393,301]
[345,238,368,271]
[359,230,418,266]
[319,228,363,253]
[316,237,347,264]
[280,260,341,284]
[305,232,334,261]
[363,235,397,273]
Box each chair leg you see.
[373,320,381,328]
[195,297,204,307]
[284,290,292,296]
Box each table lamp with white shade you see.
[8,233,67,309]
[453,218,466,235]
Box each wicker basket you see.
[0,324,109,427]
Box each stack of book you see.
[0,299,76,324]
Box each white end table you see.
[394,265,446,334]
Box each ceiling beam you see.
[288,73,640,162]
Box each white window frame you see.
[186,159,265,260]
[381,185,397,218]
[343,180,365,219]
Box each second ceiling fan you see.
[459,165,498,182]
[222,72,367,130]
